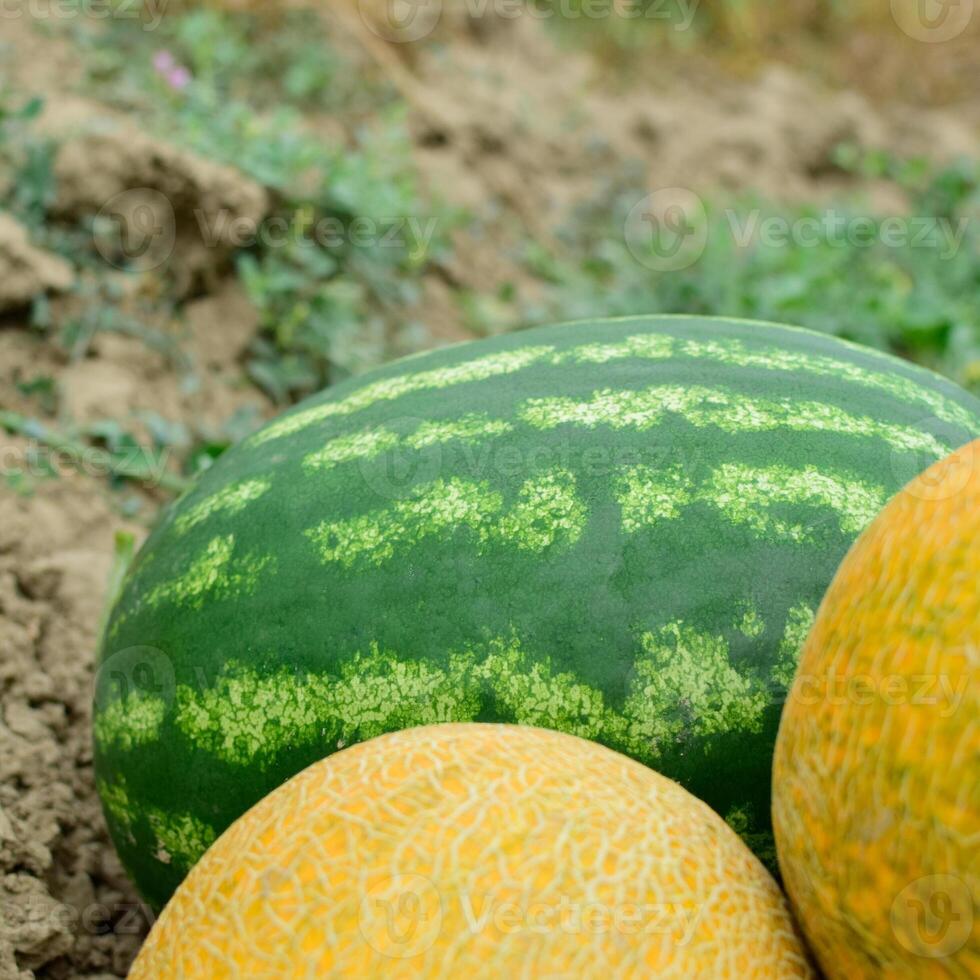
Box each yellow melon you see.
[773,439,980,978]
[131,723,813,978]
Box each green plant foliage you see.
[516,154,980,395]
[70,6,450,402]
[0,92,56,229]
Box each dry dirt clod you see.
[52,124,270,299]
[0,214,73,315]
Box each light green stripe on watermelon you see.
[172,615,803,770]
[298,383,948,478]
[305,459,883,571]
[94,692,167,752]
[672,336,977,432]
[477,639,611,742]
[146,535,274,609]
[498,468,587,551]
[303,429,401,472]
[408,415,513,447]
[305,468,585,568]
[770,602,816,690]
[736,606,766,639]
[173,478,271,535]
[106,608,128,642]
[520,386,947,457]
[617,465,694,532]
[250,328,976,450]
[706,463,886,540]
[98,777,136,832]
[98,776,215,872]
[303,415,513,473]
[147,810,215,871]
[554,332,676,365]
[174,648,484,767]
[624,623,771,743]
[617,463,886,542]
[306,478,502,567]
[482,627,771,748]
[250,345,554,446]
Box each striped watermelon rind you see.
[94,315,980,908]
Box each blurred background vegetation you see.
[1,0,978,496]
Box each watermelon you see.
[94,315,980,908]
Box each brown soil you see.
[0,7,977,977]
[0,215,73,313]
[0,281,271,978]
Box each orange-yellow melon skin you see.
[773,440,980,978]
[131,724,813,978]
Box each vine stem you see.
[0,410,193,495]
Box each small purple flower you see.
[152,50,191,92]
[152,50,176,74]
[166,66,192,92]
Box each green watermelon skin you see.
[94,316,980,908]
